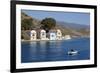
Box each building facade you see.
[40,29,46,40]
[56,29,62,40]
[48,30,57,40]
[29,29,63,41]
[30,30,37,40]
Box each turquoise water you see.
[21,38,90,63]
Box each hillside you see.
[56,21,90,37]
[21,12,90,39]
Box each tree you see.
[41,18,56,32]
[21,18,33,30]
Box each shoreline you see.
[21,37,90,42]
[21,39,67,42]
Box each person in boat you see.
[70,49,74,52]
[68,49,78,55]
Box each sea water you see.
[21,38,90,63]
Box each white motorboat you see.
[68,49,78,56]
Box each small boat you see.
[68,49,78,56]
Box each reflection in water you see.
[30,42,37,52]
[29,42,37,61]
[21,38,90,63]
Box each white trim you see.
[16,4,95,69]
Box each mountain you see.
[21,12,90,38]
[57,21,90,30]
[56,21,90,37]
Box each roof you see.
[49,29,56,33]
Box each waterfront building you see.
[30,30,37,40]
[56,29,62,40]
[48,30,57,40]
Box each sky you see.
[22,10,90,25]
